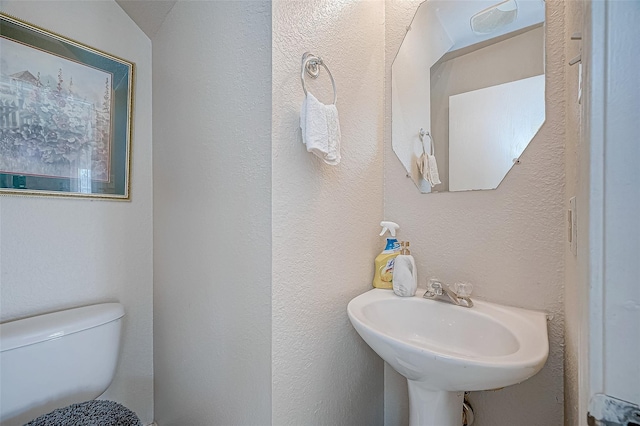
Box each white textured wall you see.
[0,1,153,423]
[272,1,385,424]
[152,2,272,425]
[384,1,565,425]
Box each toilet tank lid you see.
[0,303,125,352]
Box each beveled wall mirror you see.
[392,0,546,193]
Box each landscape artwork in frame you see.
[0,13,133,199]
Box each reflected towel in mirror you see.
[423,153,441,187]
[418,130,441,187]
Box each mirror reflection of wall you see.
[391,0,546,193]
[431,25,545,192]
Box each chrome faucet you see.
[423,279,473,308]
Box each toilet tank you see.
[0,303,125,425]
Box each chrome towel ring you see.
[301,52,337,105]
[419,128,434,156]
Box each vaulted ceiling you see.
[115,0,176,38]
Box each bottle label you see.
[380,258,395,282]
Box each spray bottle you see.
[373,221,402,289]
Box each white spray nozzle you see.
[379,221,400,237]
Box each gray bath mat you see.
[24,400,142,426]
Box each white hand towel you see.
[425,153,441,186]
[300,92,341,165]
[417,133,441,187]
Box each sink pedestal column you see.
[407,380,463,426]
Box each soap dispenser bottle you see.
[392,242,418,297]
[373,221,402,289]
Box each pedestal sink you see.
[347,289,549,426]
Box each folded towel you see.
[300,92,341,165]
[417,131,441,187]
[424,152,441,186]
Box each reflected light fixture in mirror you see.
[391,0,545,193]
[471,0,518,34]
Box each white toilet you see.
[0,303,127,425]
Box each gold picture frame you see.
[0,13,134,200]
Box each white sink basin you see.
[347,289,549,425]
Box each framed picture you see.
[0,13,134,200]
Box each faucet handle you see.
[427,278,444,295]
[453,282,473,298]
